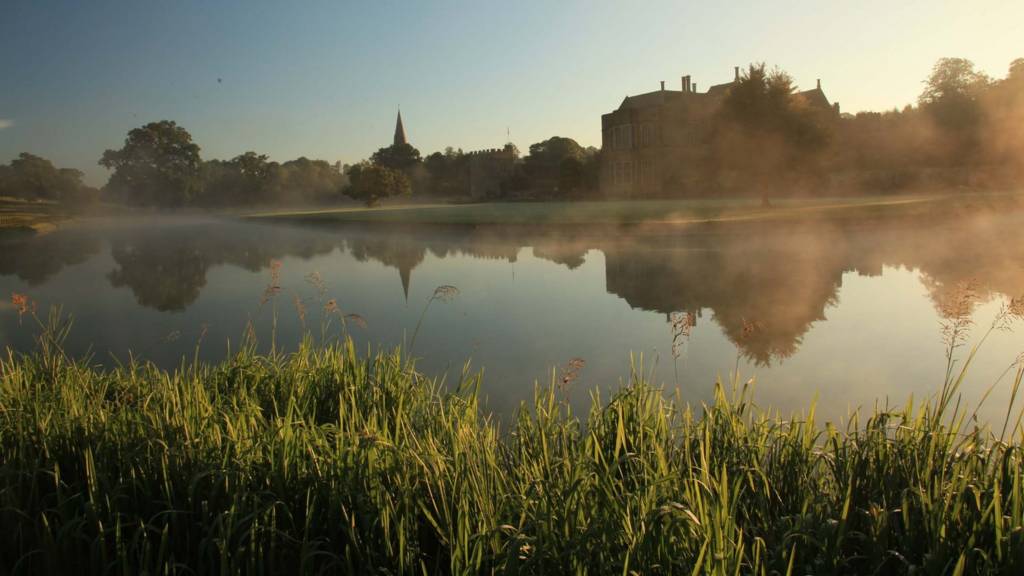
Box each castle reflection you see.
[3,214,1022,364]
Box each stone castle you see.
[600,67,839,197]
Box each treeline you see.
[55,120,600,208]
[831,57,1024,192]
[0,153,99,207]
[338,135,601,206]
[696,57,1024,196]
[3,56,1020,207]
[97,121,349,208]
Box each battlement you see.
[466,146,515,157]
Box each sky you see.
[1,0,1022,186]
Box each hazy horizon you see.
[2,0,1022,186]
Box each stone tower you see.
[394,109,407,146]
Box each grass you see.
[2,303,1024,574]
[0,197,61,234]
[245,191,1024,228]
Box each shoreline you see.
[242,191,1024,236]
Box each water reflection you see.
[104,222,339,311]
[0,230,101,285]
[3,215,1023,371]
[3,213,1024,425]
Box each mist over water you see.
[2,214,1023,425]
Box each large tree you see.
[344,162,411,206]
[100,120,202,207]
[709,63,831,197]
[0,152,95,204]
[919,58,991,108]
[919,58,990,131]
[522,136,588,195]
[371,143,422,172]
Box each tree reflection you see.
[602,232,847,365]
[6,215,1023,365]
[105,222,339,311]
[0,230,101,285]
[107,238,208,312]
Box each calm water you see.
[2,213,1023,425]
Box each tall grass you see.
[2,316,1023,574]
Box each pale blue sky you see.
[2,0,1022,185]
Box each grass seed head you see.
[344,313,368,329]
[432,285,460,302]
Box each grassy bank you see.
[246,191,1024,228]
[2,331,1023,574]
[0,197,61,235]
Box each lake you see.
[2,212,1023,426]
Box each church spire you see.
[393,109,407,146]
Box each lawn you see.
[0,197,61,233]
[245,192,1024,228]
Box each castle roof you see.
[618,89,705,110]
[613,76,834,113]
[796,87,831,109]
[706,80,736,96]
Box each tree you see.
[1010,58,1024,82]
[343,162,411,206]
[919,58,991,106]
[198,154,274,207]
[918,58,990,138]
[558,157,584,194]
[423,147,468,197]
[99,121,202,207]
[269,157,346,204]
[198,152,349,207]
[0,153,96,204]
[525,137,586,168]
[523,136,588,195]
[8,153,64,199]
[709,63,831,197]
[371,143,422,171]
[233,151,273,184]
[976,57,1024,180]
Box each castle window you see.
[639,125,653,147]
[612,161,634,185]
[638,159,654,184]
[613,125,633,150]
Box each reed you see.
[1,320,1023,574]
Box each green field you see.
[247,192,1024,228]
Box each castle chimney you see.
[817,78,821,90]
[734,66,740,81]
[681,76,686,91]
[660,80,665,91]
[692,82,697,93]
